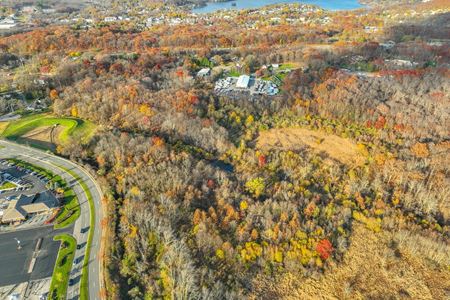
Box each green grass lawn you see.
[49,234,77,300]
[278,62,300,70]
[1,113,96,150]
[0,181,17,190]
[54,188,81,229]
[228,69,241,77]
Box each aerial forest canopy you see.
[0,0,448,299]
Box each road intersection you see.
[0,140,104,300]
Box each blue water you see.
[193,0,362,13]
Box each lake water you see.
[193,0,362,13]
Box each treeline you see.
[0,7,449,299]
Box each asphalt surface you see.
[0,140,104,300]
[0,164,47,197]
[0,225,70,286]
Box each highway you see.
[0,140,104,300]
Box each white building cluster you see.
[0,15,17,30]
[215,75,279,96]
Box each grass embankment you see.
[0,122,10,134]
[7,158,80,228]
[0,181,17,190]
[228,69,241,77]
[58,165,95,300]
[1,113,96,151]
[49,234,77,300]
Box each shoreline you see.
[191,0,366,14]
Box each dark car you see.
[69,278,75,286]
[73,256,83,265]
[80,227,89,233]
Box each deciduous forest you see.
[0,0,448,299]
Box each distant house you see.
[197,68,211,77]
[104,17,118,22]
[146,17,163,27]
[426,39,449,46]
[380,40,396,50]
[9,294,20,300]
[0,19,17,30]
[42,8,57,14]
[22,6,37,14]
[236,75,250,88]
[385,59,419,68]
[1,194,53,224]
[364,26,379,33]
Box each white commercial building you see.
[236,75,250,88]
[0,18,17,29]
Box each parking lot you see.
[0,161,49,198]
[0,278,51,300]
[0,226,65,286]
[0,160,59,232]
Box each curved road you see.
[0,140,104,300]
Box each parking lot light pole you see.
[14,237,21,250]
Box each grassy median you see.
[54,188,81,229]
[58,165,95,300]
[49,234,77,300]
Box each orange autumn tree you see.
[316,239,333,260]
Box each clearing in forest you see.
[0,113,96,151]
[251,224,450,299]
[256,127,366,167]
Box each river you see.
[193,0,362,13]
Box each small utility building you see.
[197,68,211,77]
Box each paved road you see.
[0,140,104,300]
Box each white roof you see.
[236,75,250,88]
[10,294,20,300]
[197,68,211,76]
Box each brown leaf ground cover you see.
[251,224,450,300]
[256,127,366,167]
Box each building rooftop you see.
[1,193,52,223]
[197,68,211,77]
[236,75,250,88]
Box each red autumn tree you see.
[316,239,333,260]
[207,179,215,189]
[258,155,267,167]
[374,115,386,129]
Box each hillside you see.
[0,0,448,299]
